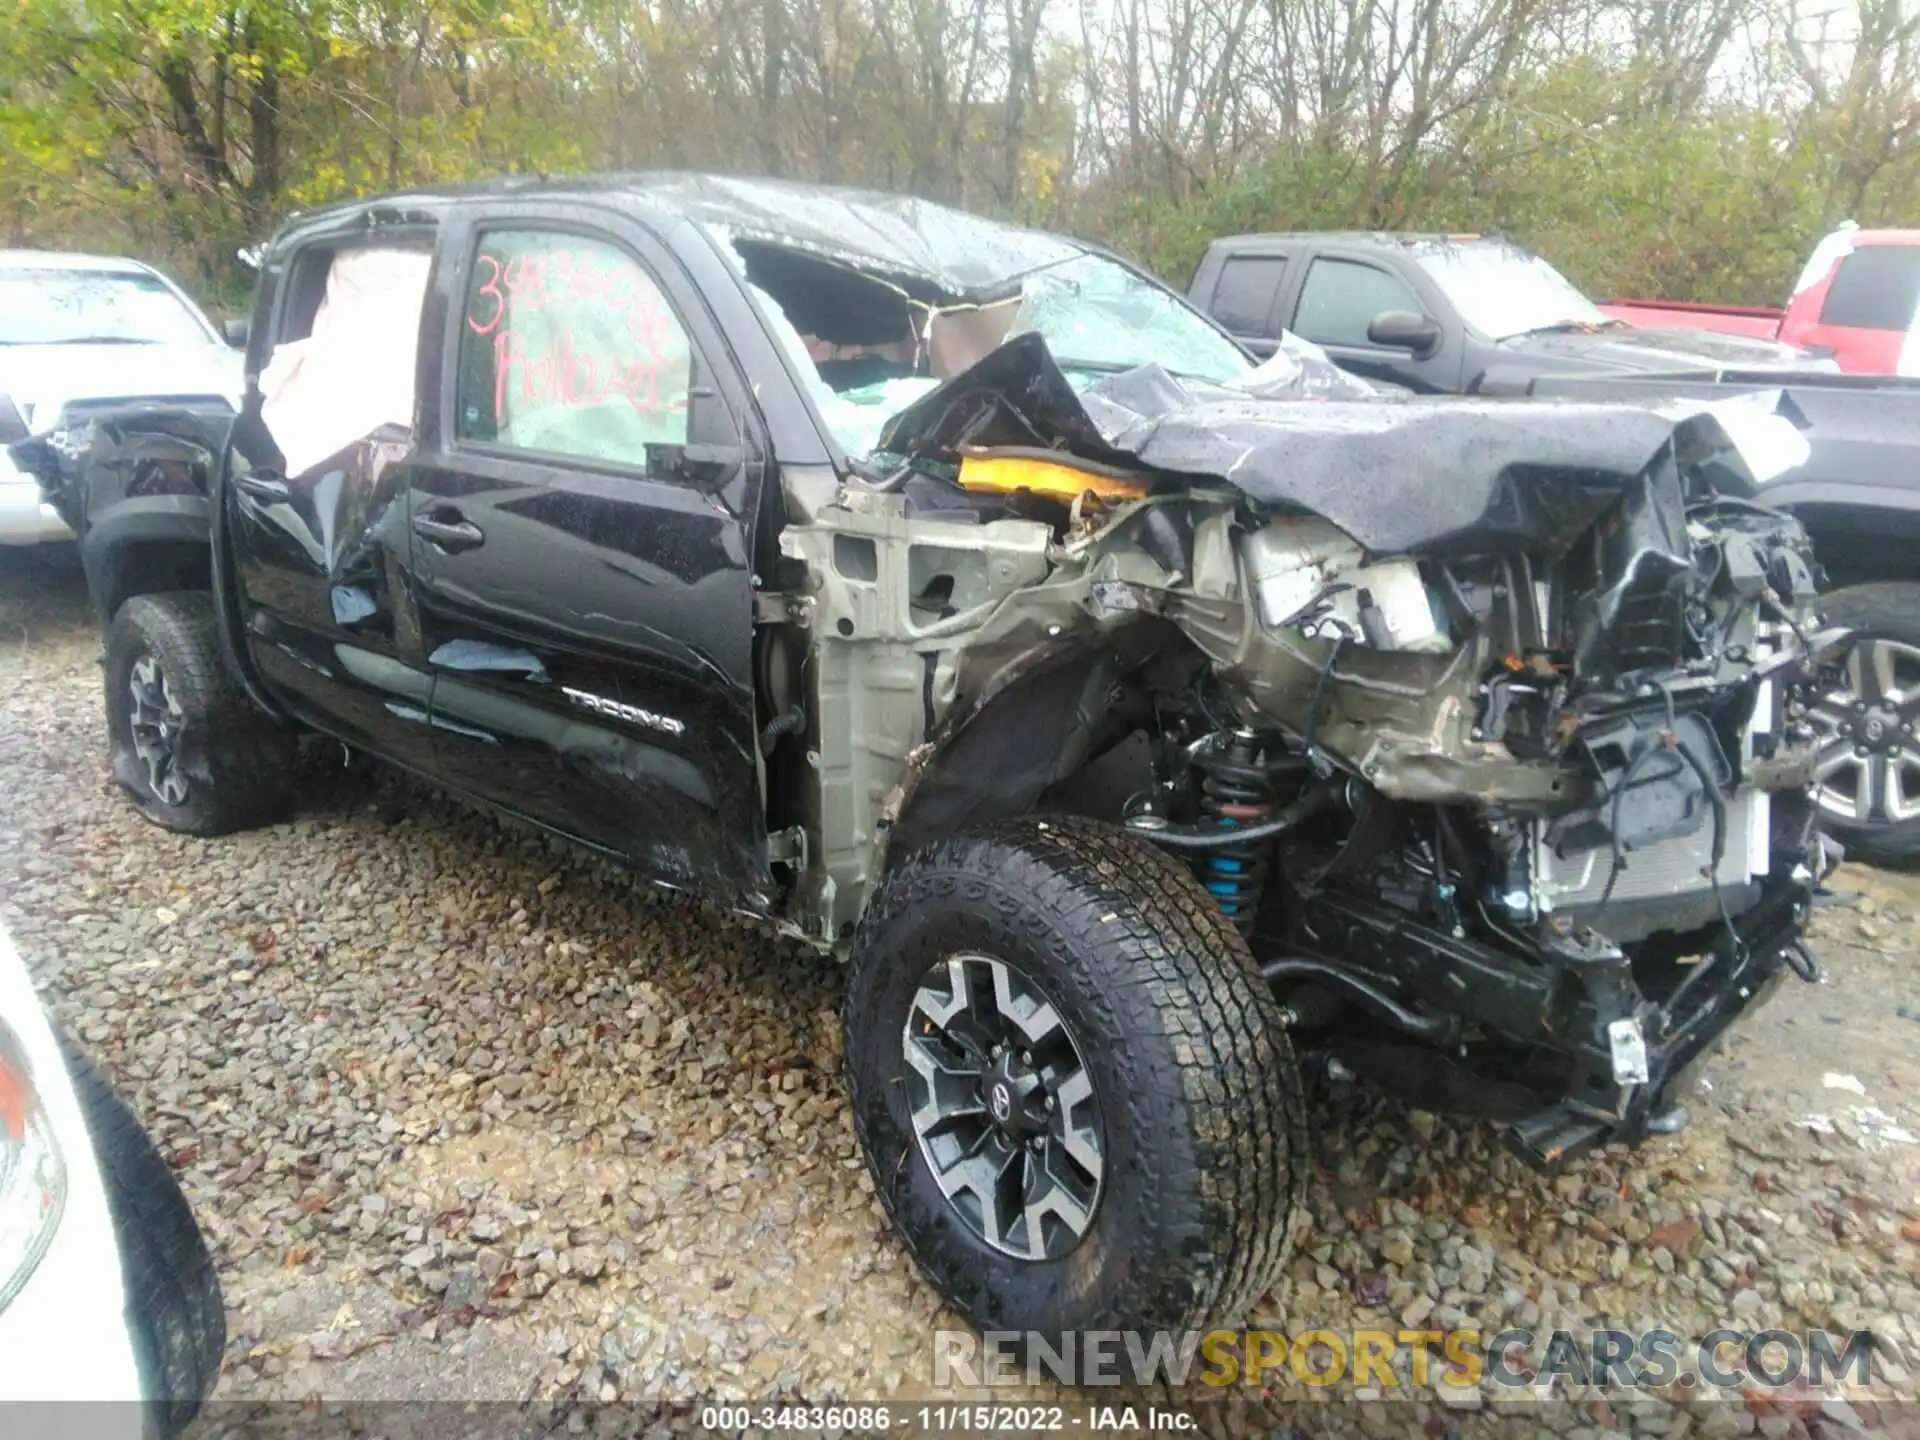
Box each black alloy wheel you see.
[901,951,1104,1262]
[125,652,191,808]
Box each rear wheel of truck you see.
[104,592,295,836]
[1810,583,1920,868]
[843,816,1306,1341]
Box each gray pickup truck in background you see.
[1191,233,1920,866]
[1186,231,1818,389]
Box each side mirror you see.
[0,395,27,447]
[644,441,741,488]
[223,317,251,349]
[1367,309,1441,357]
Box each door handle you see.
[412,509,486,553]
[234,471,288,503]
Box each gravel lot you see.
[3,546,1919,1436]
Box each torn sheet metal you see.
[880,332,1783,557]
[1223,331,1379,402]
[1653,388,1812,482]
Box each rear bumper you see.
[0,472,74,546]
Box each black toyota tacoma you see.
[15,175,1843,1340]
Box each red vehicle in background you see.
[1602,224,1920,374]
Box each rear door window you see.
[1208,255,1288,336]
[1292,258,1422,347]
[1819,246,1920,331]
[456,229,692,465]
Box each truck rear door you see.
[407,200,776,909]
[1191,246,1293,358]
[1780,239,1920,374]
[225,226,443,777]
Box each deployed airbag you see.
[260,248,431,477]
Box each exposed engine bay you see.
[754,316,1843,1171]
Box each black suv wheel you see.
[844,817,1305,1337]
[104,592,295,835]
[1809,584,1920,867]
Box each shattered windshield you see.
[744,248,1252,458]
[1411,241,1610,341]
[0,270,214,346]
[1014,254,1252,384]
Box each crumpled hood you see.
[879,331,1782,557]
[0,342,242,432]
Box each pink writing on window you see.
[491,329,685,424]
[467,247,676,348]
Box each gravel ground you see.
[3,546,1919,1437]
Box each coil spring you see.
[1193,732,1275,934]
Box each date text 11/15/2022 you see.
[696,1405,1196,1433]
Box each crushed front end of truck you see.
[752,312,1839,1169]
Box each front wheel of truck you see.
[104,592,295,836]
[844,816,1306,1342]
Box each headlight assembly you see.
[0,1019,66,1313]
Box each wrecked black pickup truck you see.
[16,175,1844,1340]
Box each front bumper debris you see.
[1500,861,1823,1170]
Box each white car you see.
[0,252,243,545]
[0,920,224,1434]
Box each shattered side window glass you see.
[745,280,938,456]
[1013,254,1251,385]
[457,230,691,465]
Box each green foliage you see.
[1,0,1915,310]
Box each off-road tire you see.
[104,591,294,835]
[844,816,1307,1338]
[1815,583,1920,868]
[58,1036,224,1437]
